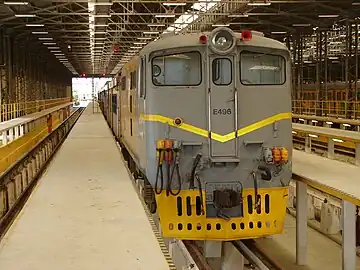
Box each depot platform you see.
[0,104,172,270]
[255,149,360,270]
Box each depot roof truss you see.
[0,0,359,76]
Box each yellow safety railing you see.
[292,100,360,118]
[0,97,71,122]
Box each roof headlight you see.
[209,27,236,54]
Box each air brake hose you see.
[189,153,204,215]
[252,172,260,211]
[169,157,181,196]
[169,141,182,196]
[190,153,202,189]
[166,161,171,197]
[154,150,164,195]
[164,140,173,197]
[258,165,272,181]
[195,174,205,215]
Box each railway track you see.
[0,107,84,240]
[235,240,283,270]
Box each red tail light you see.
[241,30,252,41]
[199,35,207,44]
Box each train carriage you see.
[99,27,292,241]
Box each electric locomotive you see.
[99,27,292,241]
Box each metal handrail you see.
[0,97,71,122]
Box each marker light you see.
[199,35,207,44]
[280,147,288,163]
[272,148,281,163]
[241,30,252,41]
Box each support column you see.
[355,143,360,166]
[305,136,311,153]
[341,200,356,270]
[296,181,308,265]
[327,138,335,159]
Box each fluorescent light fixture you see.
[93,2,113,5]
[94,14,111,18]
[299,118,305,121]
[130,46,142,49]
[15,14,35,17]
[326,121,333,125]
[95,24,108,27]
[332,138,344,143]
[51,51,62,53]
[292,131,297,134]
[148,23,166,27]
[309,134,318,138]
[228,14,248,18]
[155,14,176,18]
[352,2,360,5]
[328,56,339,60]
[271,31,286,34]
[4,1,28,4]
[311,120,318,123]
[292,23,311,27]
[163,2,186,5]
[94,31,107,34]
[137,37,152,40]
[38,37,53,40]
[33,31,49,34]
[212,24,230,27]
[143,31,159,34]
[343,123,351,127]
[43,42,56,45]
[247,2,271,6]
[318,14,339,18]
[134,42,146,45]
[26,24,44,27]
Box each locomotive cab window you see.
[212,58,232,85]
[240,52,285,85]
[151,51,201,86]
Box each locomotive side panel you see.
[119,58,140,163]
